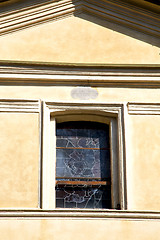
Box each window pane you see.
[56,121,111,209]
[56,185,111,209]
[56,148,110,178]
[56,121,110,149]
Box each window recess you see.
[42,102,126,210]
[56,121,111,209]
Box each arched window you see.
[56,121,111,209]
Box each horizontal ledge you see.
[0,99,40,112]
[128,103,160,114]
[0,210,160,220]
[0,60,160,68]
[0,63,159,86]
[0,74,160,84]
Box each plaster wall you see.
[0,86,159,210]
[0,1,159,237]
[0,15,159,64]
[0,85,159,103]
[0,218,160,240]
[0,113,39,208]
[126,115,160,211]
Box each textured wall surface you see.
[127,115,160,210]
[0,1,159,238]
[0,218,160,240]
[0,14,159,64]
[0,113,39,208]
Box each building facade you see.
[0,0,160,239]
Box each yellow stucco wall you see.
[0,85,160,102]
[0,3,160,237]
[0,86,159,210]
[127,115,160,210]
[0,14,159,64]
[0,113,39,208]
[0,218,160,240]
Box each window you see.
[56,121,111,209]
[42,102,126,210]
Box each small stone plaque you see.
[71,87,98,100]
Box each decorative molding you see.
[83,0,159,38]
[45,101,124,113]
[0,63,159,87]
[128,103,160,115]
[42,101,127,210]
[1,209,160,220]
[0,0,159,38]
[0,0,79,36]
[0,99,40,112]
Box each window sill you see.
[0,209,160,220]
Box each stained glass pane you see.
[56,121,111,209]
[56,121,110,149]
[56,185,111,209]
[56,149,110,178]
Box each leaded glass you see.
[56,121,111,209]
[56,185,111,209]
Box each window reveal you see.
[56,121,111,209]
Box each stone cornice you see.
[0,0,79,36]
[0,62,159,87]
[0,0,159,38]
[128,103,160,115]
[0,99,40,112]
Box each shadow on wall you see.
[75,12,160,48]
